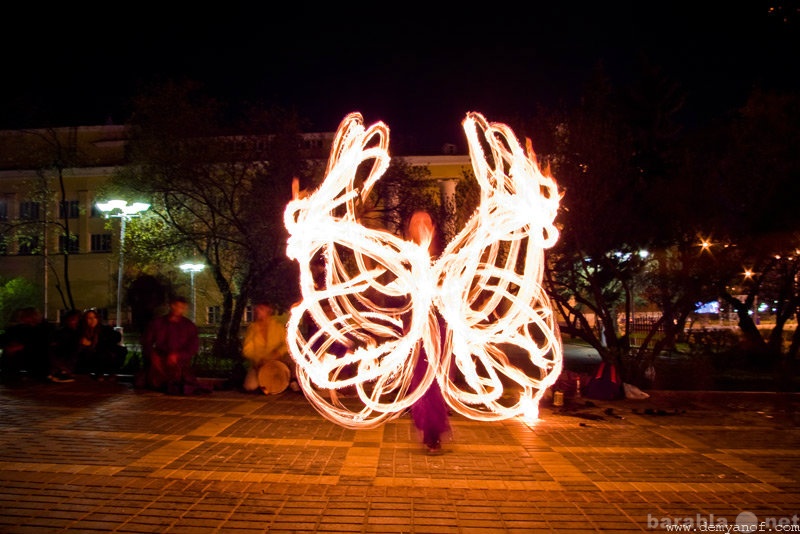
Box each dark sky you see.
[2,3,798,152]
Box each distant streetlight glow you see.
[96,200,149,330]
[180,262,205,322]
[741,269,758,324]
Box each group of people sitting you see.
[0,296,296,397]
[1,306,127,384]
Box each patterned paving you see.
[0,377,798,533]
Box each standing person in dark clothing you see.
[141,296,209,395]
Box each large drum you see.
[257,360,291,395]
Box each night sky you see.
[2,3,798,152]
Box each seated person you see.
[142,296,209,395]
[242,303,295,394]
[76,309,126,381]
[47,309,82,382]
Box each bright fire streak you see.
[284,111,563,429]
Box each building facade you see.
[0,125,471,327]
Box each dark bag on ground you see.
[583,361,624,400]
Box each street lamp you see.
[179,262,205,322]
[96,200,150,331]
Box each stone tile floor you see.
[0,376,798,533]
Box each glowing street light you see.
[96,200,150,330]
[742,269,760,325]
[179,262,205,322]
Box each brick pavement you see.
[0,376,798,533]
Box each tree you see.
[540,60,706,385]
[697,90,800,376]
[367,157,434,231]
[108,80,312,360]
[0,276,39,332]
[541,66,647,373]
[359,154,482,254]
[1,128,88,314]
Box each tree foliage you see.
[539,61,713,384]
[107,80,312,359]
[540,58,800,387]
[1,128,92,313]
[0,276,39,332]
[692,89,800,372]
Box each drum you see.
[257,360,291,395]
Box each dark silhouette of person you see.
[128,274,166,385]
[76,309,126,381]
[128,274,166,335]
[47,309,82,382]
[1,307,53,382]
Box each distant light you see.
[695,301,719,314]
[94,199,150,328]
[96,199,150,217]
[180,263,205,273]
[96,199,127,211]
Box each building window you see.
[244,305,253,323]
[90,203,103,218]
[303,138,323,150]
[19,201,40,220]
[0,199,7,221]
[90,233,112,252]
[59,200,80,219]
[59,234,79,253]
[207,306,221,325]
[18,235,39,255]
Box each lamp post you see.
[96,200,149,331]
[179,262,205,322]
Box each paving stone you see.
[1,380,798,532]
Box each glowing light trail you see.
[284,112,562,429]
